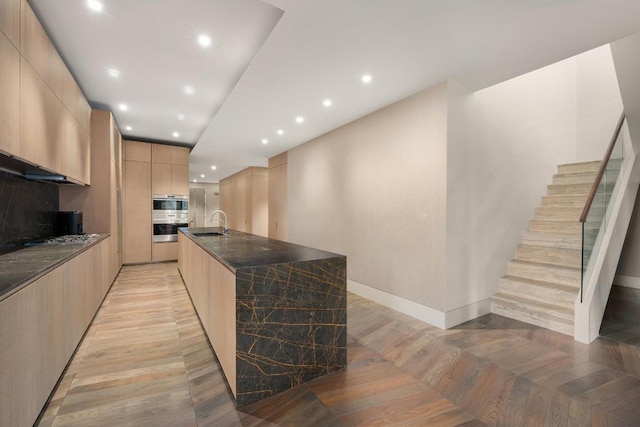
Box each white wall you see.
[289,84,449,311]
[576,46,624,162]
[612,32,640,282]
[287,44,623,327]
[444,45,622,313]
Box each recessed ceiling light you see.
[177,114,185,121]
[108,69,119,78]
[295,116,304,124]
[173,132,180,138]
[198,35,212,47]
[87,0,103,12]
[193,179,197,183]
[125,126,132,131]
[361,74,372,84]
[262,139,269,144]
[200,174,205,178]
[119,104,128,111]
[211,165,217,170]
[323,99,332,107]
[184,86,194,95]
[277,129,284,135]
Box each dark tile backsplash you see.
[0,171,59,253]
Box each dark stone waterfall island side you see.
[179,228,347,406]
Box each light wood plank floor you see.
[38,263,640,426]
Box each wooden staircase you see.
[491,160,603,336]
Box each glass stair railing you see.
[580,113,627,302]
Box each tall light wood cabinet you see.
[123,142,189,264]
[60,109,123,278]
[219,167,268,236]
[123,141,152,264]
[268,152,288,241]
[0,30,20,155]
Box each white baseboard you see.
[347,280,491,329]
[614,274,640,289]
[444,299,492,329]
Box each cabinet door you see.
[124,140,150,162]
[123,160,152,263]
[171,163,189,196]
[152,241,178,262]
[45,38,63,98]
[269,163,288,240]
[20,57,61,171]
[0,0,20,47]
[60,107,89,183]
[63,248,94,355]
[0,269,66,427]
[152,162,172,195]
[20,2,47,80]
[0,30,20,156]
[152,143,172,163]
[61,67,90,132]
[171,146,189,165]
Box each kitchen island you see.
[178,228,347,406]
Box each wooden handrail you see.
[579,112,626,223]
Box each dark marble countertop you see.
[0,234,109,303]
[180,227,344,273]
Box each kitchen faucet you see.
[210,210,228,234]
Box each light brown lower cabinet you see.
[178,232,236,396]
[0,237,116,427]
[152,241,178,262]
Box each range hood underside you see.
[0,152,85,186]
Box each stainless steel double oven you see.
[152,194,188,242]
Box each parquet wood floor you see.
[37,264,640,426]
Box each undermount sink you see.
[193,231,225,236]
[190,227,226,237]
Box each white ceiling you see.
[31,0,640,183]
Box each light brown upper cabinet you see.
[0,0,20,47]
[152,144,189,196]
[0,30,20,156]
[61,68,91,132]
[20,2,48,80]
[20,57,62,172]
[171,145,189,165]
[152,143,172,164]
[124,140,151,162]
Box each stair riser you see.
[557,162,601,175]
[552,174,597,185]
[548,182,616,196]
[492,299,574,336]
[535,207,585,220]
[508,262,580,287]
[498,278,577,310]
[529,220,581,235]
[515,246,581,268]
[521,232,581,250]
[541,195,590,207]
[547,183,592,195]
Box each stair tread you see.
[502,274,579,291]
[493,292,574,316]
